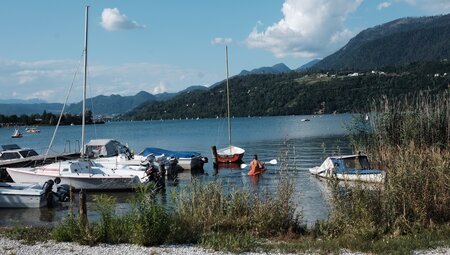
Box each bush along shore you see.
[1,92,450,254]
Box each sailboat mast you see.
[81,5,89,158]
[225,46,232,151]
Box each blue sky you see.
[0,0,449,103]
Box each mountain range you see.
[313,14,450,70]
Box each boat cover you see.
[140,147,200,158]
[85,139,129,157]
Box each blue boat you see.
[140,147,204,170]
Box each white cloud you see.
[246,0,363,58]
[377,2,392,10]
[100,8,146,31]
[27,90,56,100]
[0,58,217,103]
[152,81,168,94]
[211,37,233,45]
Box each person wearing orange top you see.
[248,154,266,176]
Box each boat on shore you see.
[212,46,245,163]
[309,154,385,183]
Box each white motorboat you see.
[7,160,146,191]
[0,144,39,162]
[0,182,47,208]
[309,154,385,183]
[0,178,71,208]
[6,7,146,191]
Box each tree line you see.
[0,110,93,127]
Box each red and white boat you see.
[212,145,245,163]
[212,46,245,164]
[11,129,23,138]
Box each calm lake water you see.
[0,114,355,227]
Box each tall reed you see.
[330,91,450,238]
[170,178,302,243]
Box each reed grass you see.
[50,176,301,249]
[169,178,302,243]
[329,91,450,240]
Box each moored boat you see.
[0,144,39,162]
[212,46,245,163]
[140,147,206,170]
[11,129,22,138]
[26,127,41,133]
[0,182,47,208]
[309,154,385,183]
[6,160,146,191]
[0,178,68,208]
[212,145,245,164]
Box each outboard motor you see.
[145,164,165,190]
[42,179,55,208]
[191,156,208,175]
[56,185,71,202]
[166,157,179,180]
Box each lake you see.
[0,114,355,227]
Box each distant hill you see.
[0,88,209,116]
[0,98,47,104]
[296,59,321,71]
[65,91,157,115]
[239,63,291,76]
[0,103,63,116]
[314,14,450,70]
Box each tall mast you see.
[81,5,89,158]
[225,46,232,150]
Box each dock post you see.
[79,189,88,227]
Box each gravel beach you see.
[1,236,449,255]
[0,236,296,255]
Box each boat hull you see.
[309,154,385,183]
[0,183,46,208]
[212,145,245,163]
[6,167,143,191]
[309,167,385,183]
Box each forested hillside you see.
[314,14,450,70]
[125,61,450,120]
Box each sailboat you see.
[212,46,245,164]
[6,6,146,190]
[11,129,23,138]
